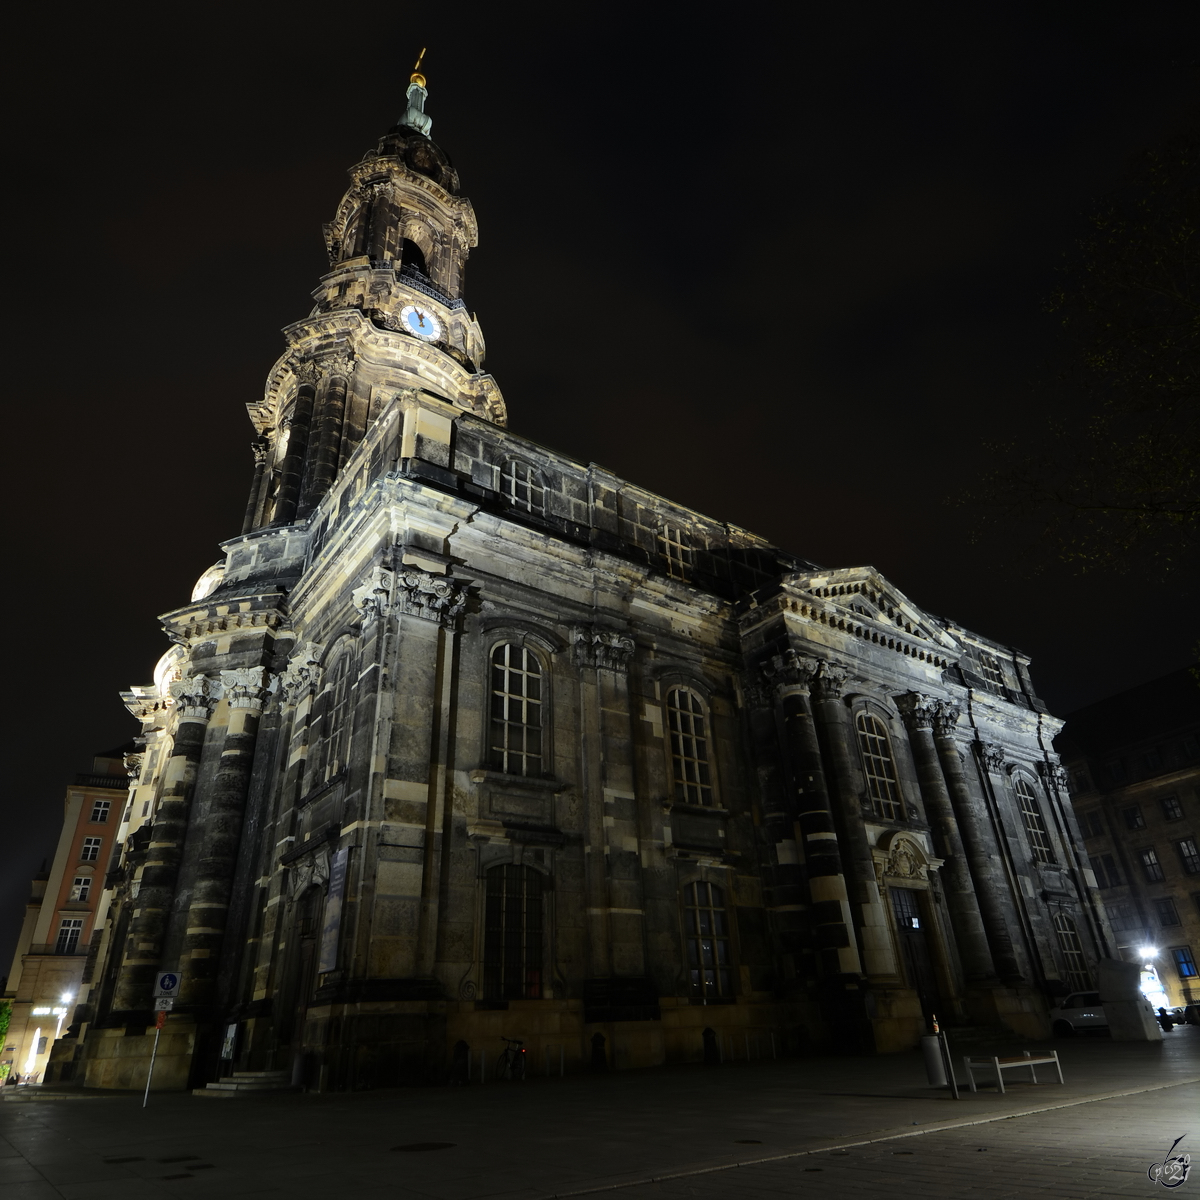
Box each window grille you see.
[1155,898,1181,926]
[1177,838,1200,875]
[659,523,692,581]
[80,837,102,862]
[666,688,713,806]
[1014,777,1054,864]
[489,643,543,776]
[89,800,111,823]
[55,918,85,955]
[1161,795,1184,821]
[1123,806,1145,830]
[69,876,91,902]
[1052,913,1091,992]
[978,653,1006,694]
[855,713,904,821]
[684,881,733,1001]
[501,460,545,515]
[1173,947,1198,979]
[1094,853,1121,889]
[316,651,355,782]
[483,864,543,1001]
[1140,847,1165,882]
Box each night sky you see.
[3,6,1197,973]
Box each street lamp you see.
[1137,946,1158,963]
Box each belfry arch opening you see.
[399,237,428,276]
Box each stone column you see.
[896,693,996,983]
[575,628,642,979]
[112,675,219,1013]
[761,651,861,977]
[178,668,270,1008]
[271,370,316,527]
[929,705,1024,983]
[241,439,270,535]
[303,364,352,513]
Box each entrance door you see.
[890,887,938,1024]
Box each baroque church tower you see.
[67,68,1113,1091]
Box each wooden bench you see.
[962,1050,1063,1094]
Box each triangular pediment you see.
[781,566,962,658]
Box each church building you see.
[67,68,1111,1091]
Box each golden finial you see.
[411,47,427,88]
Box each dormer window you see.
[659,523,692,582]
[501,460,545,516]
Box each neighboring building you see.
[3,747,131,1082]
[1056,668,1200,1007]
[69,72,1109,1093]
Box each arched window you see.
[399,237,428,276]
[666,688,713,806]
[1053,912,1091,991]
[313,650,355,783]
[1015,776,1055,864]
[856,713,904,820]
[501,460,545,515]
[484,864,543,1001]
[659,523,692,581]
[684,882,732,1001]
[489,643,543,776]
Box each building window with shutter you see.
[489,643,543,777]
[1053,913,1091,992]
[856,713,904,821]
[683,881,733,1001]
[1014,776,1054,864]
[666,688,714,806]
[483,864,543,1001]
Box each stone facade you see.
[68,77,1111,1090]
[1056,667,1200,1008]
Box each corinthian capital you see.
[760,648,820,695]
[170,674,221,720]
[932,700,962,738]
[396,568,466,626]
[280,642,323,706]
[978,742,1006,773]
[220,666,271,711]
[573,627,635,671]
[810,662,850,702]
[895,691,938,731]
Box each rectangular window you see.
[1072,771,1091,794]
[1141,749,1162,775]
[488,643,543,777]
[978,653,1007,695]
[1176,838,1200,875]
[659,523,693,582]
[80,837,102,862]
[1080,810,1105,839]
[1094,853,1121,889]
[69,876,91,902]
[1140,847,1165,882]
[1108,761,1126,783]
[1161,795,1184,821]
[1155,898,1181,926]
[89,800,111,823]
[1105,901,1134,931]
[55,918,85,954]
[1123,806,1145,830]
[1172,947,1198,979]
[1015,777,1054,864]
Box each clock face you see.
[399,304,442,342]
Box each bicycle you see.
[495,1036,526,1081]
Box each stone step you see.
[225,1071,291,1082]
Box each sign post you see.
[143,970,180,1108]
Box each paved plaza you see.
[3,1027,1198,1200]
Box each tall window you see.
[1140,847,1165,882]
[80,837,102,862]
[69,877,91,902]
[1014,777,1054,864]
[90,800,111,823]
[483,864,543,1001]
[856,713,903,821]
[978,653,1006,694]
[1093,854,1121,889]
[1171,947,1198,979]
[684,881,732,1001]
[489,644,543,776]
[1155,898,1181,926]
[659,523,692,581]
[1053,913,1091,992]
[1080,810,1104,839]
[501,460,544,515]
[317,651,355,782]
[666,688,713,806]
[1123,805,1145,830]
[1177,838,1200,875]
[55,918,85,955]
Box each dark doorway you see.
[890,886,939,1025]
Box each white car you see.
[1049,991,1107,1036]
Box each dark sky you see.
[3,5,1197,973]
